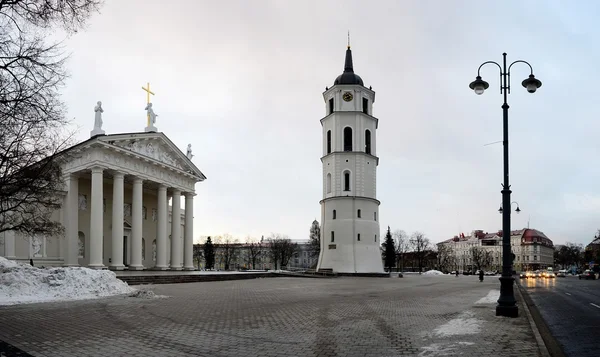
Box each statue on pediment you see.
[90,101,106,137]
[145,102,158,125]
[186,144,194,160]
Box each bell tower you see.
[316,44,384,274]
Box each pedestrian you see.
[455,270,459,277]
[29,258,34,267]
[478,269,484,282]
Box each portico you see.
[60,131,205,270]
[0,130,206,270]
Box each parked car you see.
[579,270,596,280]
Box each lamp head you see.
[522,74,542,93]
[469,76,489,95]
[515,206,521,214]
[498,206,503,214]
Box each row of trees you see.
[382,227,432,273]
[194,234,298,270]
[554,242,599,269]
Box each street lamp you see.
[469,53,542,318]
[498,201,521,215]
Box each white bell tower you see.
[316,44,384,274]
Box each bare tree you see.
[267,233,297,270]
[244,236,262,270]
[437,244,455,272]
[409,231,431,273]
[0,1,103,236]
[215,234,239,270]
[470,247,493,271]
[393,229,410,272]
[308,220,320,258]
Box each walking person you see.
[478,269,484,282]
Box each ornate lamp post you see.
[469,53,542,318]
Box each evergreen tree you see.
[383,226,396,272]
[309,219,321,258]
[203,236,215,270]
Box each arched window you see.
[326,173,332,193]
[331,231,335,242]
[327,130,332,154]
[343,172,350,191]
[333,209,336,219]
[357,209,361,218]
[365,129,371,154]
[343,127,353,151]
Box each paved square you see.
[0,275,542,356]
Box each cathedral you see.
[316,45,385,274]
[0,98,206,270]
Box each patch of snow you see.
[0,257,135,306]
[419,342,476,356]
[128,289,168,300]
[423,270,444,275]
[433,311,482,337]
[475,289,500,304]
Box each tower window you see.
[343,172,350,191]
[374,212,377,221]
[365,129,371,155]
[332,209,336,219]
[358,234,361,241]
[343,127,353,151]
[363,98,369,114]
[326,173,332,193]
[374,234,377,242]
[331,231,335,242]
[329,98,334,114]
[327,130,332,154]
[357,209,361,218]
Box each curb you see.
[516,282,566,357]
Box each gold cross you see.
[141,82,155,127]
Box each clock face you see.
[343,92,353,102]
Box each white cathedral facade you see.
[0,102,206,270]
[316,46,385,274]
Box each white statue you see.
[152,240,157,262]
[94,101,103,128]
[31,236,42,257]
[90,101,106,137]
[186,144,194,160]
[145,103,158,124]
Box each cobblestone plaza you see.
[0,276,543,356]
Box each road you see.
[519,275,600,356]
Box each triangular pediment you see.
[93,132,206,181]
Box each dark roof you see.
[333,47,364,86]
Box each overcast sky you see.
[59,0,600,246]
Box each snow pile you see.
[128,288,168,300]
[423,270,444,276]
[0,257,135,306]
[475,290,500,304]
[433,311,482,337]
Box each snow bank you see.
[423,270,445,276]
[0,257,135,306]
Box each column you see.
[64,174,79,266]
[129,177,144,270]
[4,230,16,259]
[183,192,195,270]
[155,185,169,269]
[170,189,182,270]
[110,173,125,270]
[88,167,104,268]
